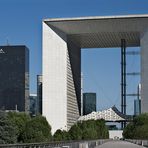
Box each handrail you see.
[126,139,148,147]
[0,139,111,148]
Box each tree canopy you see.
[123,113,148,139]
[7,112,31,142]
[0,111,52,144]
[0,111,18,144]
[22,115,52,143]
[0,111,109,144]
[54,119,109,141]
[53,129,70,141]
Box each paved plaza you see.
[95,140,145,148]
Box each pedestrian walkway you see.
[95,140,145,148]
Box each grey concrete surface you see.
[95,140,145,148]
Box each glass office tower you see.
[134,99,141,115]
[30,94,37,116]
[0,46,29,112]
[37,75,42,114]
[83,93,96,115]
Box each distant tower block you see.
[134,84,141,115]
[37,75,42,114]
[83,93,96,115]
[43,15,148,133]
[0,45,29,112]
[30,94,37,115]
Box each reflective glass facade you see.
[0,46,29,112]
[83,93,96,115]
[134,99,141,115]
[30,94,37,115]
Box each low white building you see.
[78,106,129,122]
[109,130,123,139]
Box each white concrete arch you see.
[43,14,148,133]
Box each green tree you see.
[53,130,70,141]
[53,129,63,141]
[95,119,109,139]
[68,119,109,140]
[7,112,31,142]
[0,111,17,144]
[22,115,52,143]
[123,113,148,139]
[69,124,82,140]
[134,113,148,126]
[81,120,97,140]
[123,123,135,139]
[62,130,71,140]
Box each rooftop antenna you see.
[6,37,9,46]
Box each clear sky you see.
[0,0,147,114]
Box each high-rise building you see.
[29,94,37,116]
[83,93,96,115]
[134,84,141,115]
[37,75,42,114]
[0,45,29,112]
[134,99,141,115]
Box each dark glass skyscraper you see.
[83,93,96,115]
[37,75,42,114]
[30,94,37,116]
[0,46,29,112]
[134,99,141,115]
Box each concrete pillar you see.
[43,22,68,133]
[141,28,148,113]
[42,22,80,133]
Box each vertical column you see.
[81,73,83,116]
[121,39,126,129]
[121,40,124,115]
[141,29,148,113]
[123,40,126,116]
[42,22,68,133]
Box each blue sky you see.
[0,0,147,114]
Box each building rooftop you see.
[44,14,148,48]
